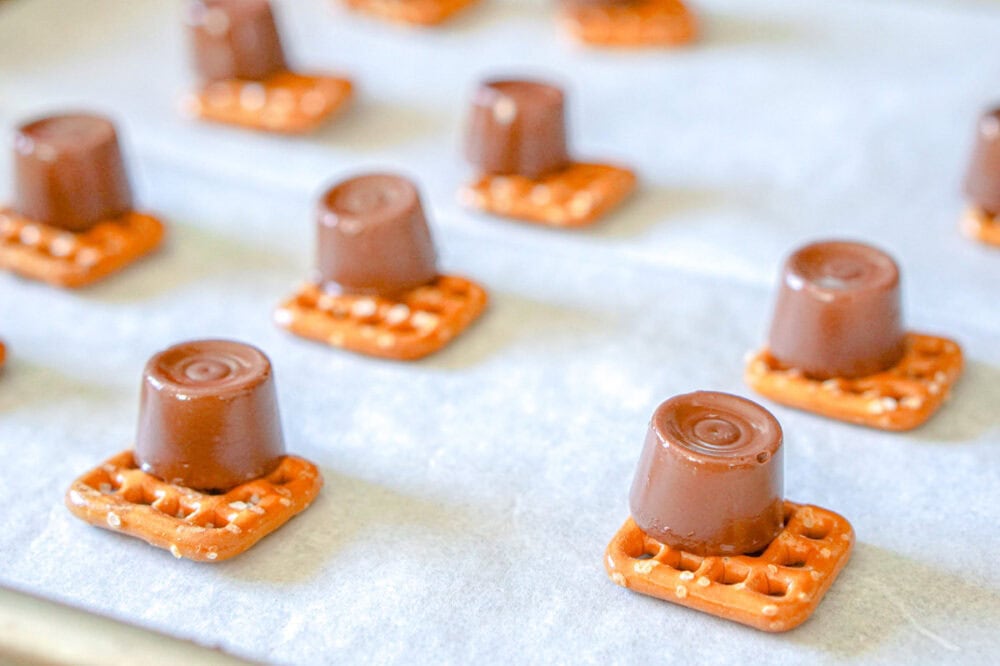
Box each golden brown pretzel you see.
[0,208,164,288]
[606,501,854,632]
[186,70,353,134]
[461,162,637,228]
[66,451,323,562]
[746,333,963,431]
[961,207,1000,247]
[342,0,478,25]
[275,275,488,361]
[560,0,697,48]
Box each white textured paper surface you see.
[1,0,999,663]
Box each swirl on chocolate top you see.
[767,240,905,380]
[316,173,438,297]
[629,392,784,556]
[135,340,286,492]
[14,113,133,232]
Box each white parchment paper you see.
[1,0,999,663]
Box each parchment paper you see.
[1,0,998,663]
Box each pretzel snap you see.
[461,162,636,228]
[186,70,353,134]
[746,333,963,431]
[560,0,697,48]
[606,501,853,632]
[275,275,488,361]
[961,207,1000,247]
[0,208,164,288]
[66,451,323,562]
[342,0,477,25]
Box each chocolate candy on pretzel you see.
[606,391,854,632]
[558,0,697,48]
[961,107,1000,246]
[276,173,487,360]
[0,113,164,288]
[66,340,322,562]
[461,79,636,228]
[183,0,352,133]
[746,240,963,430]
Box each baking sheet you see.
[1,0,999,663]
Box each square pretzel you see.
[0,208,165,289]
[65,450,323,562]
[560,0,697,48]
[605,501,854,632]
[342,0,477,26]
[461,162,637,228]
[186,70,353,134]
[275,275,488,361]
[961,207,1000,247]
[745,333,963,432]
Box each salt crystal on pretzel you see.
[461,79,636,228]
[65,340,322,562]
[0,114,164,288]
[342,0,478,26]
[961,107,1000,247]
[746,240,963,430]
[607,392,853,631]
[558,0,697,48]
[276,174,487,360]
[184,0,352,133]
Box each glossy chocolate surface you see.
[964,107,1000,214]
[316,173,438,297]
[13,114,133,232]
[767,240,905,380]
[135,340,286,492]
[465,79,570,179]
[629,392,784,556]
[186,0,287,83]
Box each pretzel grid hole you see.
[81,456,299,529]
[621,507,841,600]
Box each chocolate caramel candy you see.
[629,392,784,556]
[964,107,1000,215]
[767,240,905,380]
[135,340,286,492]
[465,79,570,179]
[186,0,287,83]
[316,174,438,297]
[13,114,133,233]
